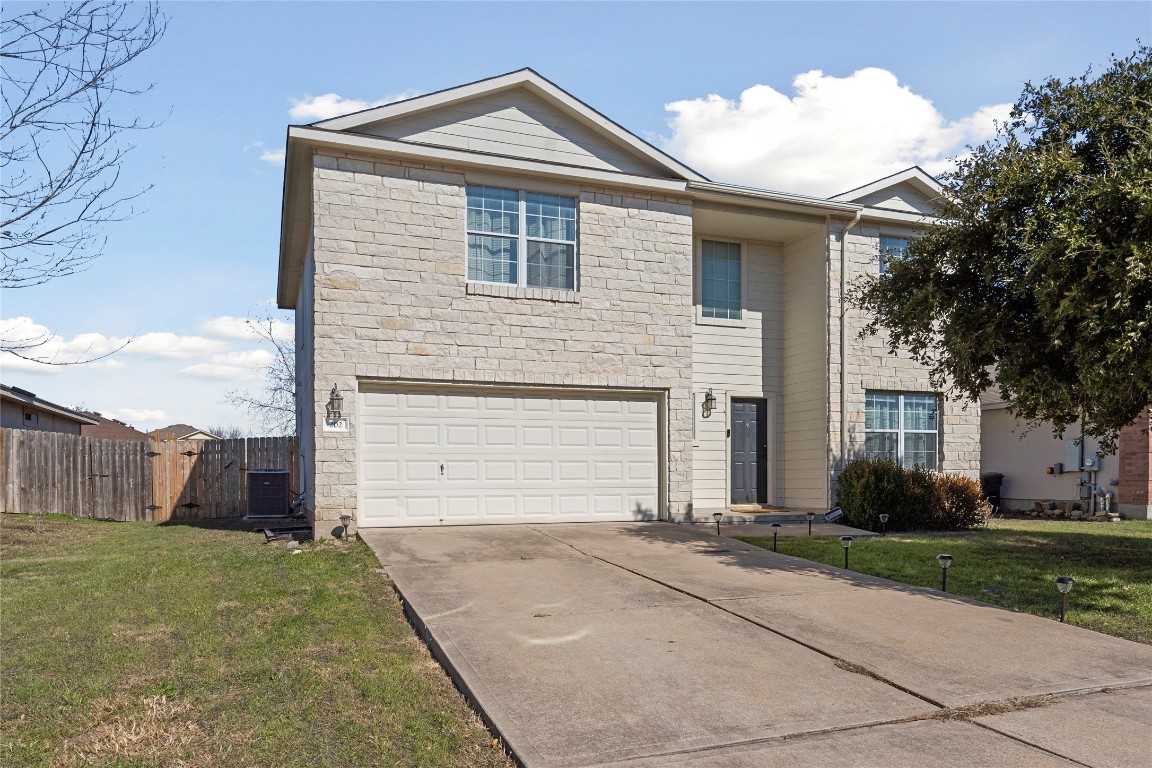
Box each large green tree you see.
[855,47,1152,449]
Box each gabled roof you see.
[309,68,708,183]
[151,423,219,441]
[0,384,98,426]
[79,412,150,442]
[830,166,944,204]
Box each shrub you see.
[836,460,988,532]
[934,473,992,530]
[903,465,940,531]
[836,459,910,531]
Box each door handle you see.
[440,462,445,476]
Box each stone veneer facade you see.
[829,222,981,500]
[306,151,695,534]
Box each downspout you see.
[837,209,864,497]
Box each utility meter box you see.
[1065,439,1085,471]
[1083,453,1101,471]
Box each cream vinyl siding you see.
[781,229,830,509]
[360,90,666,177]
[849,181,938,215]
[692,241,784,508]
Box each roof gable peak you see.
[310,69,706,183]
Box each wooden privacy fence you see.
[0,429,298,522]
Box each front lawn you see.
[737,518,1152,645]
[0,513,511,768]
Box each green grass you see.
[0,513,511,768]
[736,517,1152,645]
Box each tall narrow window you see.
[879,235,908,275]
[700,239,741,320]
[864,391,940,470]
[466,185,577,290]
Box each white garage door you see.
[359,387,660,527]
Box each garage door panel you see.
[359,387,660,527]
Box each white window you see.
[466,185,577,290]
[700,239,741,320]
[864,391,940,470]
[879,235,908,275]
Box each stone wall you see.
[306,151,694,533]
[829,222,981,502]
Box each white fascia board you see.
[858,207,941,226]
[277,132,314,309]
[290,127,692,192]
[688,181,860,217]
[830,166,945,202]
[311,69,707,183]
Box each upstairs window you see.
[700,239,742,320]
[879,235,908,274]
[466,185,577,291]
[864,391,940,470]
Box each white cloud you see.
[259,148,285,166]
[0,317,228,375]
[104,407,167,425]
[663,67,1012,197]
[288,89,421,121]
[181,350,275,382]
[199,315,293,342]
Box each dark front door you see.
[731,398,767,505]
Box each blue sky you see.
[2,1,1149,433]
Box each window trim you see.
[464,184,579,291]
[695,236,747,327]
[863,391,941,470]
[878,233,911,275]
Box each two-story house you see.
[276,69,980,536]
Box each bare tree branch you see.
[1,1,167,289]
[225,316,296,436]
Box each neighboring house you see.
[150,424,220,441]
[277,69,980,535]
[981,397,1151,520]
[0,384,97,435]
[79,412,151,442]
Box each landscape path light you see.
[771,522,782,552]
[937,554,953,592]
[340,513,352,539]
[840,535,853,569]
[806,511,815,536]
[879,513,889,536]
[1056,576,1075,622]
[713,511,723,536]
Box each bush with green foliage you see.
[836,459,909,531]
[836,459,991,531]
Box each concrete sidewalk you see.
[362,522,1152,768]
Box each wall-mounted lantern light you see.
[701,389,717,419]
[326,385,344,425]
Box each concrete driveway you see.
[361,522,1152,768]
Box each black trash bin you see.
[980,472,1004,510]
